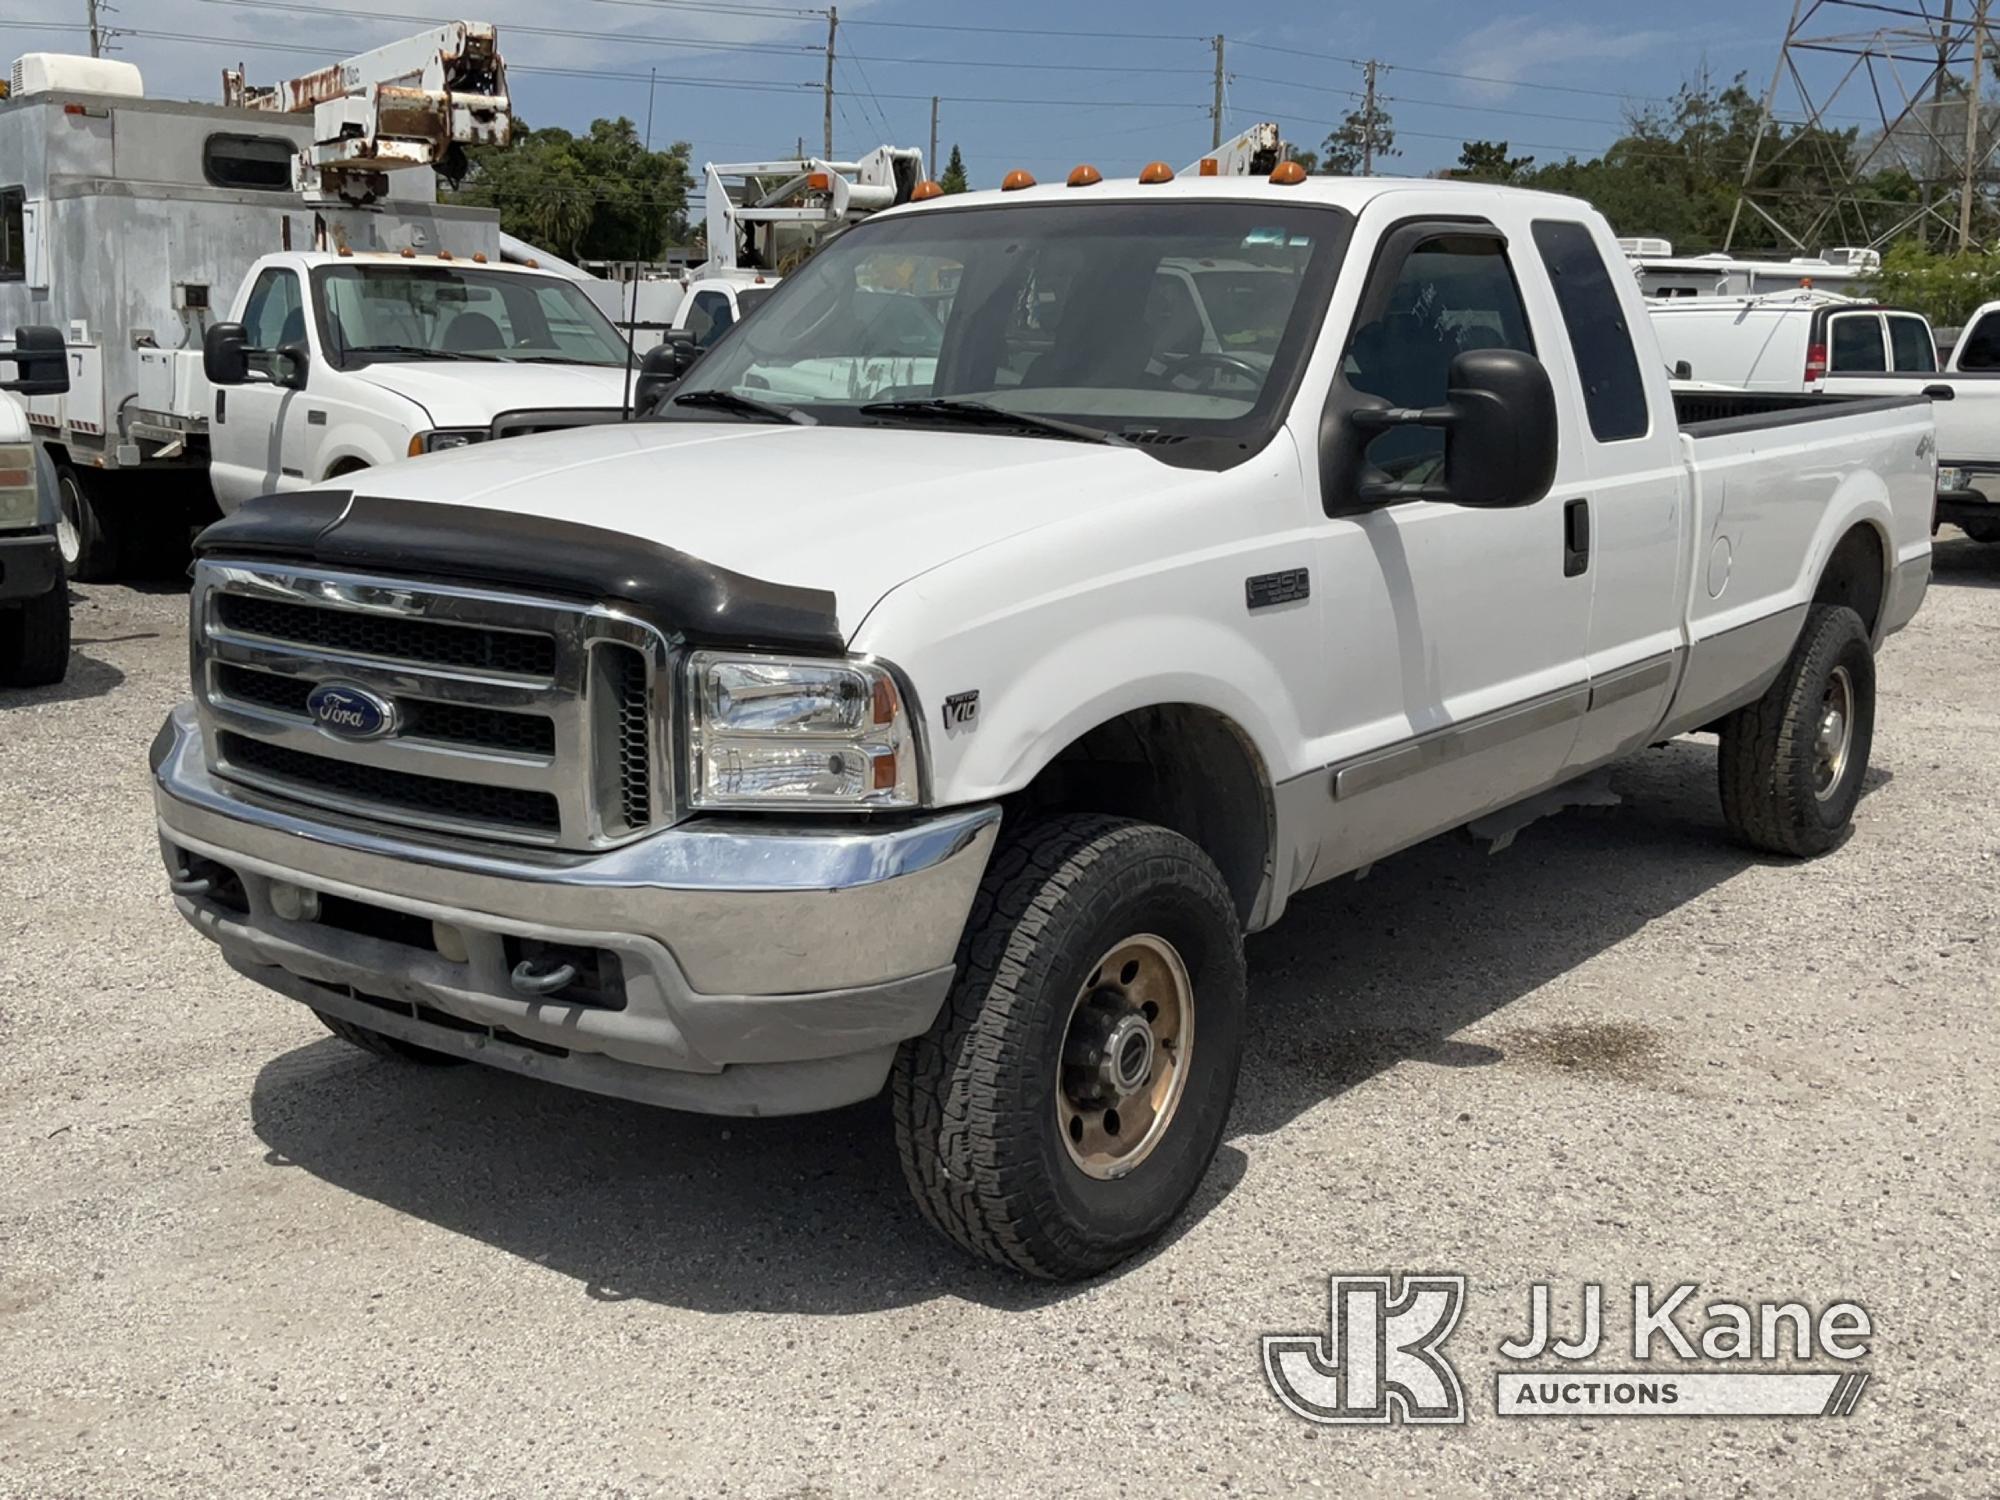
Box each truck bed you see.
[1673,388,1932,436]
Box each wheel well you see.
[1814,524,1886,638]
[1006,705,1272,927]
[325,457,373,479]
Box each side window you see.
[239,268,304,360]
[1958,312,2000,370]
[203,134,294,192]
[0,188,23,282]
[687,290,734,348]
[1888,315,1937,373]
[1344,231,1535,479]
[1828,314,1886,373]
[1531,219,1649,442]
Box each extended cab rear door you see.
[1525,216,1692,772]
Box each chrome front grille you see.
[192,560,674,849]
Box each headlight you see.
[685,650,922,810]
[0,444,35,529]
[409,428,488,456]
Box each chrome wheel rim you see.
[1815,665,1854,801]
[54,475,81,568]
[1056,933,1194,1180]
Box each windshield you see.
[666,200,1349,462]
[311,265,630,369]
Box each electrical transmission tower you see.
[1729,0,1999,254]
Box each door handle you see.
[1563,498,1591,578]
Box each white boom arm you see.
[702,145,924,273]
[221,22,510,204]
[1179,123,1284,178]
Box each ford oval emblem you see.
[305,681,398,741]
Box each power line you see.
[192,0,819,57]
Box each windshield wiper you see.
[857,398,1127,446]
[345,344,501,363]
[667,388,814,425]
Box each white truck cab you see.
[155,175,1933,1281]
[201,251,640,512]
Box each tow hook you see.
[509,959,577,998]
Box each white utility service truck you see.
[0,27,631,579]
[153,174,1932,1280]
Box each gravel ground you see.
[2,539,1996,1499]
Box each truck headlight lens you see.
[410,428,488,456]
[686,651,921,809]
[0,444,35,529]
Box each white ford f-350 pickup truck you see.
[151,176,1933,1279]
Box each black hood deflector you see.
[194,490,846,653]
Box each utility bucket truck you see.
[618,146,925,353]
[0,25,634,581]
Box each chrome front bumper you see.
[152,705,1000,1115]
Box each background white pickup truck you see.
[1649,290,2000,542]
[153,175,1932,1280]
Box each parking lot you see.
[2,536,1995,1497]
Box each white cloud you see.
[1435,15,1674,100]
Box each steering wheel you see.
[1159,352,1263,391]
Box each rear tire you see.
[1717,603,1874,856]
[893,815,1246,1280]
[1959,517,2000,544]
[55,464,125,582]
[0,581,71,688]
[313,1009,466,1066]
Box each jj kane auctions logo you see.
[1264,1275,1873,1424]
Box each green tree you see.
[452,117,692,261]
[1317,100,1396,176]
[1452,140,1535,183]
[940,143,969,194]
[1865,241,2000,325]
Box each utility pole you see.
[929,95,939,179]
[1361,58,1378,175]
[822,6,838,159]
[87,0,104,58]
[1962,0,1988,250]
[1925,0,1956,247]
[1210,35,1225,150]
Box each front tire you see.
[893,815,1246,1280]
[55,465,121,582]
[1959,517,2000,544]
[1717,603,1875,856]
[0,581,71,688]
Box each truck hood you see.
[353,360,635,426]
[348,420,1194,636]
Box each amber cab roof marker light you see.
[1066,164,1102,187]
[1137,161,1174,184]
[1269,160,1309,186]
[1001,168,1036,191]
[911,179,945,201]
[1198,157,1219,176]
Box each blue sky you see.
[5,1,1825,186]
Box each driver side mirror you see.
[633,342,682,414]
[1672,359,1693,381]
[663,327,702,377]
[203,322,251,386]
[1334,347,1558,509]
[0,325,68,396]
[272,340,311,392]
